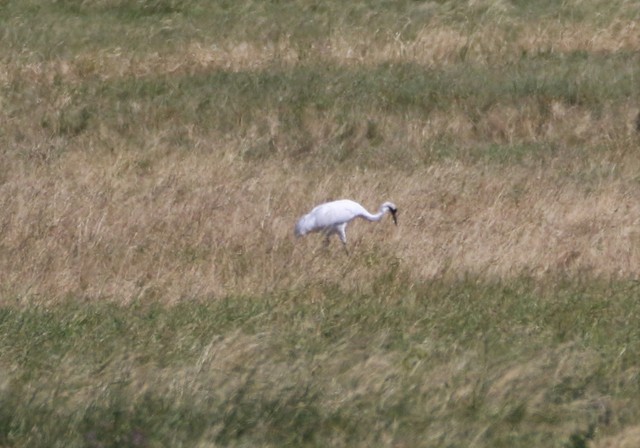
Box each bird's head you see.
[382,202,398,225]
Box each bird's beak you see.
[391,210,398,225]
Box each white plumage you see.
[295,199,398,251]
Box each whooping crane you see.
[294,199,398,252]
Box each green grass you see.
[3,53,637,169]
[2,0,638,172]
[1,278,639,446]
[2,0,637,54]
[10,53,637,122]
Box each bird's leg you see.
[337,223,348,255]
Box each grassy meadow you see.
[1,0,640,446]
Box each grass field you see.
[1,0,640,446]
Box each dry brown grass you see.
[2,45,639,304]
[2,19,638,85]
[3,138,640,305]
[2,66,640,304]
[595,425,640,448]
[2,4,640,446]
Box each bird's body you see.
[295,199,397,251]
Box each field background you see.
[1,0,640,446]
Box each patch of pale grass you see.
[595,425,640,448]
[402,101,639,150]
[2,19,638,86]
[396,161,640,280]
[519,19,640,55]
[3,139,640,305]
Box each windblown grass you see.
[2,279,639,447]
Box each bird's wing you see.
[312,200,368,227]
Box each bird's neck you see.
[362,209,386,222]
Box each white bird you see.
[295,199,398,252]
